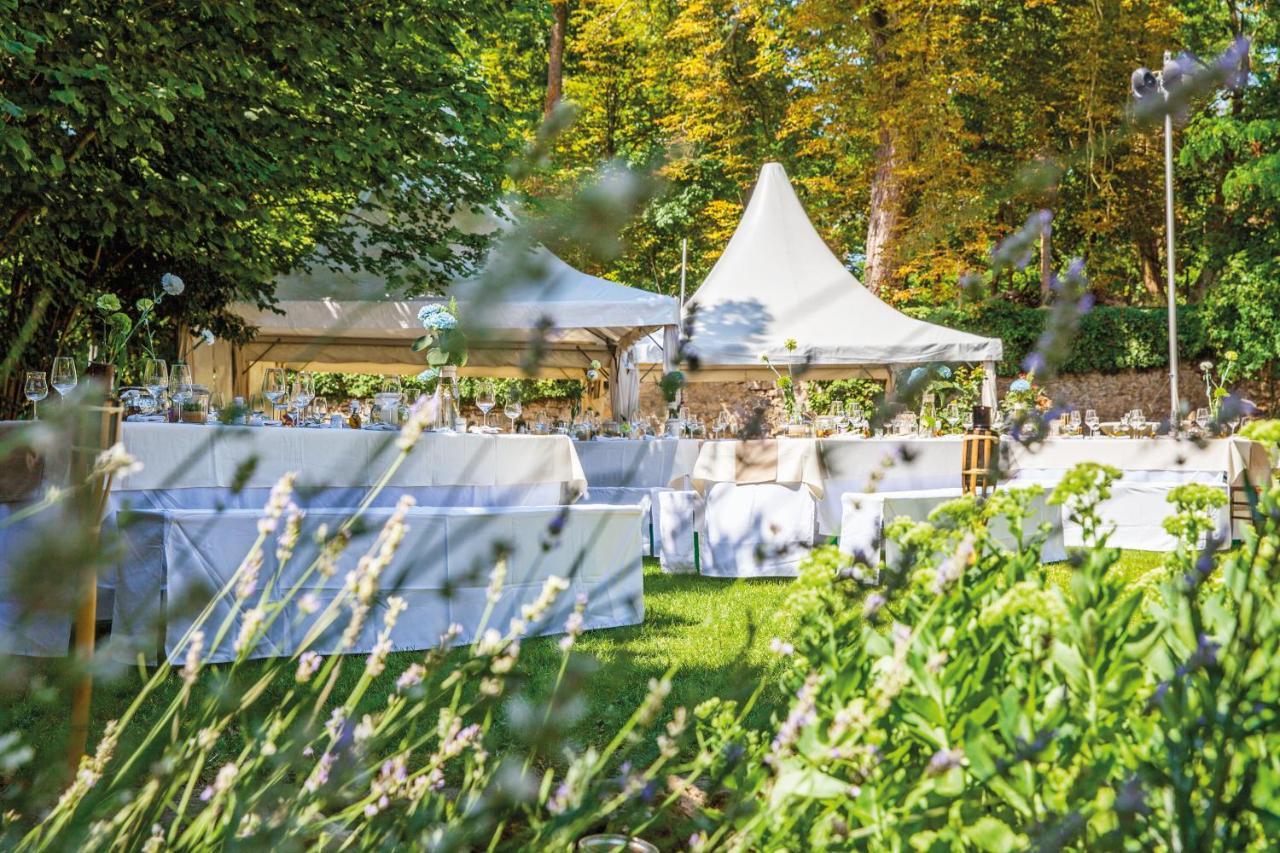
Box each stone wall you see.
[615,362,1275,425]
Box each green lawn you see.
[4,550,1176,803]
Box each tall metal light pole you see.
[1132,54,1184,428]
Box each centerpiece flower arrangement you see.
[1199,351,1238,420]
[412,299,468,375]
[90,272,190,382]
[761,338,802,421]
[1001,371,1051,415]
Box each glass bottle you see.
[440,365,460,431]
[347,398,362,430]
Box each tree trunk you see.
[864,124,902,296]
[543,1,569,120]
[1136,232,1162,300]
[1039,215,1052,304]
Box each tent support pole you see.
[981,361,998,408]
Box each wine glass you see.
[944,402,961,433]
[261,367,288,421]
[1131,408,1146,438]
[209,390,225,422]
[477,381,496,428]
[143,358,168,408]
[51,356,77,400]
[1085,409,1099,437]
[1070,410,1082,436]
[504,391,523,434]
[292,371,315,422]
[24,371,48,420]
[963,411,974,432]
[311,396,328,424]
[169,362,195,411]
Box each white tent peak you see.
[667,161,1001,373]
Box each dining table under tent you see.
[636,162,1004,404]
[188,240,679,421]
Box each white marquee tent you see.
[638,162,1003,404]
[189,239,678,417]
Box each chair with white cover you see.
[702,482,816,577]
[655,489,706,574]
[1061,480,1230,551]
[839,486,1067,567]
[583,486,656,556]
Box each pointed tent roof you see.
[643,162,1001,377]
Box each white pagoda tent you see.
[639,162,1003,403]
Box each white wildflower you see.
[296,651,322,683]
[181,630,204,687]
[160,272,185,296]
[91,443,143,478]
[233,607,265,654]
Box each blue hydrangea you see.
[417,367,440,383]
[1010,378,1032,392]
[417,304,457,331]
[936,365,952,379]
[907,367,927,386]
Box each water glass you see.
[477,381,496,427]
[51,356,77,399]
[1195,407,1210,433]
[262,367,288,420]
[24,371,48,420]
[169,362,194,403]
[143,358,169,403]
[1085,409,1099,437]
[504,393,523,433]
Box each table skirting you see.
[112,504,644,664]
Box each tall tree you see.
[0,0,515,413]
[544,1,571,118]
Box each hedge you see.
[907,302,1211,377]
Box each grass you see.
[3,549,1179,805]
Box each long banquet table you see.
[682,435,1273,536]
[573,438,701,490]
[115,422,589,510]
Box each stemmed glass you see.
[291,372,315,423]
[504,390,523,434]
[477,381,496,428]
[51,357,78,401]
[169,362,195,412]
[1130,408,1146,438]
[1120,411,1132,437]
[944,402,961,433]
[1085,409,1099,437]
[1069,410,1082,436]
[143,358,168,411]
[262,367,288,422]
[24,371,48,420]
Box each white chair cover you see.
[656,490,705,574]
[702,482,816,577]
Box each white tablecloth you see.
[575,438,701,489]
[116,423,588,507]
[1005,436,1271,487]
[113,504,644,663]
[684,436,1273,537]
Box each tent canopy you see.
[639,163,1002,381]
[196,238,680,398]
[203,239,680,391]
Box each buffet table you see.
[116,422,588,509]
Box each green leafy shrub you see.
[684,464,1280,849]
